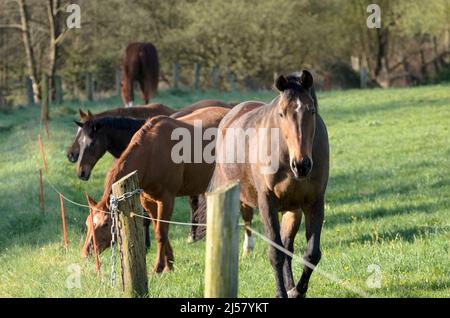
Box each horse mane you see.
[99,115,169,206]
[84,116,146,131]
[283,72,319,112]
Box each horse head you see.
[75,118,108,181]
[81,195,112,258]
[274,70,316,179]
[66,109,94,163]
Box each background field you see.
[0,85,449,298]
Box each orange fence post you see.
[38,134,48,173]
[86,193,101,275]
[59,194,69,252]
[39,169,45,212]
[44,117,50,140]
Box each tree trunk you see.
[374,28,390,87]
[47,0,62,102]
[18,0,40,103]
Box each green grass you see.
[0,86,449,298]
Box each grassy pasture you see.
[0,86,448,297]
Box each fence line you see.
[32,111,372,298]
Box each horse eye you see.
[279,112,284,118]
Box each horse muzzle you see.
[290,157,313,179]
[67,151,79,163]
[78,169,91,181]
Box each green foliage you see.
[0,85,449,297]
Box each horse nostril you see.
[299,157,312,176]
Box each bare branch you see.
[0,24,24,31]
[55,27,69,45]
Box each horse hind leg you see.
[187,195,199,243]
[289,197,324,298]
[241,203,254,257]
[140,196,158,252]
[153,195,175,273]
[281,209,302,292]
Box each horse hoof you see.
[287,288,306,298]
[163,265,173,273]
[187,234,195,244]
[241,248,253,257]
[152,265,165,274]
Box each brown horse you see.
[194,70,329,298]
[67,100,233,164]
[121,42,159,107]
[81,107,245,273]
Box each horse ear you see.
[299,70,314,89]
[87,110,94,118]
[275,75,288,92]
[85,193,97,208]
[79,109,87,120]
[74,120,84,128]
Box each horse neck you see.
[104,121,144,158]
[100,135,145,205]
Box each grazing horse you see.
[66,100,232,164]
[121,42,159,107]
[194,70,329,298]
[81,107,248,273]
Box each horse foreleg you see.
[281,209,302,291]
[241,203,254,257]
[124,77,134,107]
[258,191,287,298]
[139,80,149,104]
[289,197,324,298]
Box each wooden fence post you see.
[111,170,148,297]
[55,76,63,104]
[86,72,94,101]
[211,66,220,91]
[204,181,240,298]
[172,63,180,89]
[194,63,201,92]
[40,73,49,121]
[25,77,34,106]
[227,69,236,92]
[115,68,121,97]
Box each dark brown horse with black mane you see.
[81,107,248,273]
[121,42,159,107]
[194,70,329,298]
[67,104,174,163]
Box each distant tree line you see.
[0,0,449,105]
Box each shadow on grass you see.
[325,201,442,228]
[328,224,448,249]
[321,93,449,121]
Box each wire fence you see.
[31,103,372,298]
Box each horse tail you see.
[192,166,224,240]
[139,43,159,99]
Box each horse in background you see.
[193,70,329,298]
[121,42,159,107]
